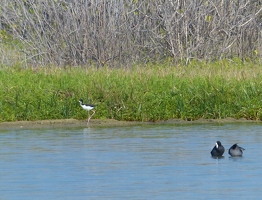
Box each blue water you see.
[0,123,261,200]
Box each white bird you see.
[79,99,95,123]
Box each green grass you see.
[0,59,262,122]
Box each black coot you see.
[229,143,245,156]
[211,141,225,157]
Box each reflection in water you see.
[0,123,261,200]
[211,156,225,159]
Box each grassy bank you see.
[0,60,262,122]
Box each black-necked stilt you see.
[211,141,225,157]
[79,99,95,123]
[229,143,245,157]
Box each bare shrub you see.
[0,0,262,67]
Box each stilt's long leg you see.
[88,110,95,123]
[90,110,95,118]
[87,111,90,123]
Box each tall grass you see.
[0,60,262,122]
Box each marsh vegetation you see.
[0,1,262,122]
[0,61,262,122]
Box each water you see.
[0,123,262,200]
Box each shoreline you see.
[0,118,260,130]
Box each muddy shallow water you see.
[0,117,259,130]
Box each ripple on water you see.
[0,123,261,200]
